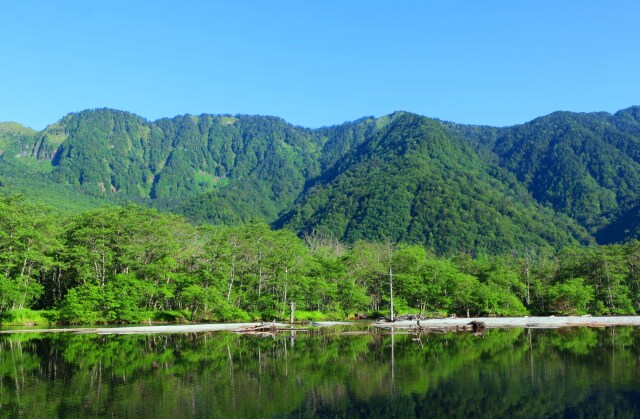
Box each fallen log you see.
[231,323,308,335]
[232,323,279,334]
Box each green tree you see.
[548,278,593,314]
[0,195,61,311]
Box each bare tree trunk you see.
[281,266,289,318]
[604,260,616,310]
[227,257,235,302]
[258,251,263,297]
[524,249,532,306]
[389,266,394,322]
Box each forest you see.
[2,107,640,324]
[3,106,640,254]
[1,195,639,326]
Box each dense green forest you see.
[0,197,638,325]
[2,107,640,324]
[448,106,640,239]
[2,106,640,251]
[276,113,591,253]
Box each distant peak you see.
[0,122,37,135]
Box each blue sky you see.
[1,1,638,130]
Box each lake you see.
[1,327,639,418]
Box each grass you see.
[219,116,237,125]
[193,171,229,190]
[0,308,359,327]
[0,308,58,326]
[13,156,54,173]
[292,310,337,322]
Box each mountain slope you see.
[465,107,640,234]
[178,116,382,223]
[277,112,592,254]
[0,122,37,157]
[29,110,325,219]
[23,108,386,224]
[0,122,109,212]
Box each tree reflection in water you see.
[1,327,640,418]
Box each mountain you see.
[453,107,640,239]
[0,122,37,157]
[178,116,381,224]
[44,110,319,214]
[1,106,640,252]
[276,112,591,253]
[0,122,108,212]
[7,109,381,223]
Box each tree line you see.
[1,195,639,325]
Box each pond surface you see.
[1,327,639,418]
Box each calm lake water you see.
[1,327,639,418]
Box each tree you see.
[548,278,593,315]
[0,195,61,311]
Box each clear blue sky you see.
[1,1,639,130]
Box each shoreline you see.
[372,316,640,329]
[0,322,286,335]
[1,316,639,335]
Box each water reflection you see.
[1,327,640,418]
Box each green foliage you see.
[2,185,640,324]
[548,278,593,314]
[0,308,56,326]
[6,106,640,249]
[58,287,103,324]
[279,112,591,254]
[3,106,640,254]
[0,122,37,156]
[554,245,636,314]
[151,310,190,323]
[5,107,640,323]
[294,310,335,321]
[0,149,108,214]
[0,195,62,312]
[457,107,640,239]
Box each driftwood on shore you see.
[402,320,486,335]
[376,314,427,323]
[231,323,279,335]
[231,322,307,336]
[469,321,486,334]
[2,316,640,336]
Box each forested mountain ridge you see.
[1,106,640,251]
[7,110,379,223]
[277,112,591,253]
[452,107,640,239]
[42,110,319,208]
